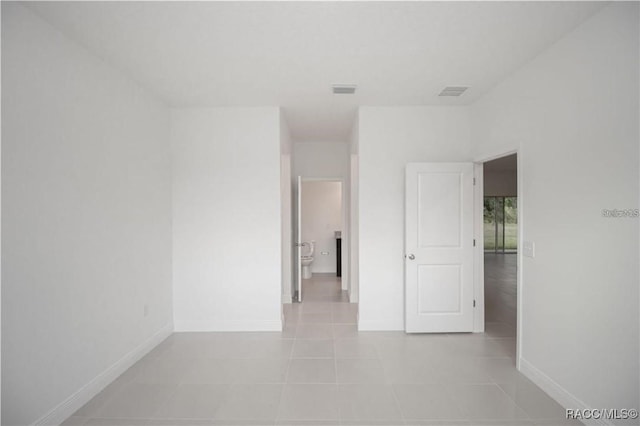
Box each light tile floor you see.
[64,272,581,426]
[484,254,517,328]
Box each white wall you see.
[349,118,360,303]
[484,170,517,197]
[301,181,342,273]
[1,4,4,421]
[293,142,349,179]
[471,2,639,419]
[280,114,293,303]
[358,107,472,330]
[2,4,173,425]
[171,107,282,331]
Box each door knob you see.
[407,254,415,260]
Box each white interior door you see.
[295,176,302,302]
[405,163,474,333]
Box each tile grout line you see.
[494,380,536,422]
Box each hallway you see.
[484,253,518,344]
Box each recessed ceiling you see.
[24,1,605,142]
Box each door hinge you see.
[473,239,476,247]
[473,177,476,185]
[473,299,476,308]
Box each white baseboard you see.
[519,357,610,426]
[174,319,282,332]
[34,322,173,426]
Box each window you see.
[484,196,517,253]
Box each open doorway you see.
[296,179,346,303]
[482,154,518,351]
[283,177,357,334]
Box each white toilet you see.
[301,241,315,279]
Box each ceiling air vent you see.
[332,84,357,95]
[438,86,469,97]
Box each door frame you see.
[295,176,349,296]
[473,148,522,370]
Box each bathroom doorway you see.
[294,178,345,303]
[283,176,357,335]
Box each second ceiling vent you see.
[332,84,357,95]
[438,86,469,97]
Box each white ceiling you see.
[26,1,605,142]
